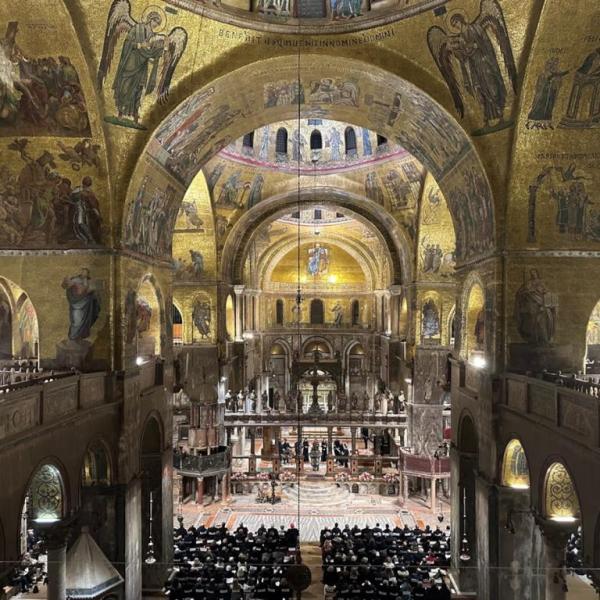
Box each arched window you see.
[310,129,322,150]
[310,299,324,325]
[501,439,529,489]
[352,300,360,326]
[345,127,357,156]
[225,295,235,340]
[544,463,580,521]
[28,464,64,522]
[275,128,288,157]
[242,131,254,150]
[276,299,284,325]
[585,299,600,374]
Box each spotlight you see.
[136,356,145,366]
[470,354,487,369]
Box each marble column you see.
[233,285,245,342]
[46,533,67,600]
[350,427,357,455]
[538,519,576,600]
[196,477,204,505]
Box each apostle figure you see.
[62,268,100,340]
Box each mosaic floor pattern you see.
[181,481,450,543]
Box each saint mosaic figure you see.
[422,299,440,339]
[514,269,557,346]
[62,268,100,341]
[527,58,569,130]
[427,0,518,135]
[331,302,343,328]
[193,299,211,340]
[98,1,188,128]
[308,243,329,276]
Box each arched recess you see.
[269,340,290,393]
[140,414,164,568]
[303,337,333,357]
[259,232,383,292]
[136,275,165,359]
[0,277,39,362]
[225,294,235,340]
[81,439,113,487]
[465,282,485,360]
[585,299,600,374]
[221,188,409,286]
[275,298,284,325]
[122,55,495,269]
[310,299,325,325]
[501,439,530,490]
[459,271,487,362]
[543,462,581,522]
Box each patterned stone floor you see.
[178,480,451,542]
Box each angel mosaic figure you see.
[427,0,517,135]
[98,0,188,128]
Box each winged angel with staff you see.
[427,0,517,136]
[97,1,188,129]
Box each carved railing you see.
[174,446,231,475]
[504,373,600,448]
[0,372,108,445]
[539,371,600,398]
[224,412,408,426]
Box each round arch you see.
[457,411,478,455]
[500,438,530,490]
[122,55,495,268]
[459,271,487,361]
[80,438,114,488]
[542,460,581,522]
[302,336,334,358]
[222,188,410,286]
[258,231,387,292]
[136,274,166,359]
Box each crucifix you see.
[307,349,324,415]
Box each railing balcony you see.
[174,446,231,476]
[504,373,600,448]
[0,372,108,445]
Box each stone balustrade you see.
[504,373,600,448]
[0,372,108,446]
[173,446,231,477]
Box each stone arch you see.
[222,188,408,286]
[459,271,487,361]
[302,336,333,357]
[136,274,166,359]
[258,232,383,291]
[122,55,495,268]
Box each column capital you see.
[389,285,403,296]
[233,285,245,296]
